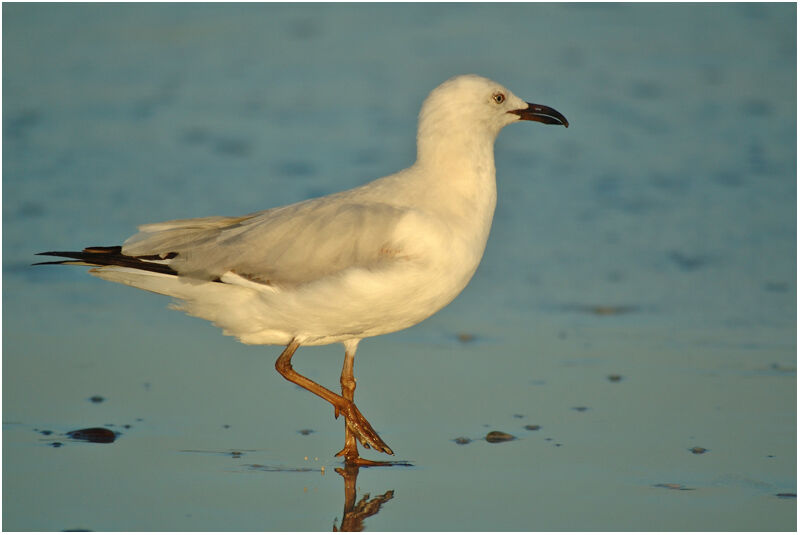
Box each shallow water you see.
[3,3,796,531]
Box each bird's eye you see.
[493,93,506,104]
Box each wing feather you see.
[120,196,411,287]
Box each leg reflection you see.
[333,464,394,532]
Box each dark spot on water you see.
[453,437,471,445]
[456,332,475,343]
[775,493,796,499]
[129,82,176,120]
[742,98,772,116]
[485,431,515,443]
[572,406,589,412]
[180,448,256,457]
[545,437,553,442]
[222,424,231,429]
[769,363,796,374]
[562,304,638,316]
[654,483,695,491]
[180,126,210,145]
[89,395,105,403]
[135,418,144,422]
[5,108,41,139]
[39,429,53,436]
[298,429,315,435]
[214,137,251,157]
[748,142,771,174]
[512,414,524,419]
[767,454,775,458]
[689,446,708,454]
[242,97,266,114]
[713,170,744,187]
[763,281,789,293]
[123,424,131,429]
[66,427,117,444]
[287,16,321,40]
[554,443,562,447]
[630,80,662,100]
[275,160,316,177]
[18,201,45,218]
[608,374,623,382]
[650,172,690,194]
[524,424,541,431]
[131,99,157,119]
[669,251,708,271]
[51,442,63,448]
[591,305,635,315]
[594,173,621,197]
[738,3,768,20]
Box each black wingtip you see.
[37,246,122,258]
[33,246,179,276]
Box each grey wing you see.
[121,197,410,287]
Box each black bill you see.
[509,103,569,127]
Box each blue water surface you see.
[3,3,796,531]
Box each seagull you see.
[36,74,568,465]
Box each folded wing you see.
[115,195,411,288]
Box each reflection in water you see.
[333,464,394,532]
[234,451,398,530]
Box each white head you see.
[416,74,567,164]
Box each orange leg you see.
[337,345,360,462]
[335,341,396,465]
[274,339,393,464]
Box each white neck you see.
[411,120,499,251]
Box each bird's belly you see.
[240,247,480,346]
